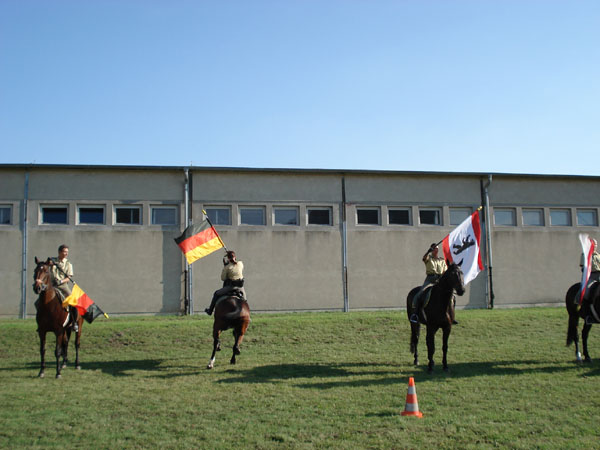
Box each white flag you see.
[578,233,596,305]
[442,210,483,285]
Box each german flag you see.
[174,220,224,264]
[63,284,106,323]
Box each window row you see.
[205,206,334,226]
[493,207,598,227]
[1,203,598,229]
[32,204,179,226]
[352,206,599,227]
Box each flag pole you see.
[202,210,228,252]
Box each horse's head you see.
[445,262,466,296]
[33,257,53,294]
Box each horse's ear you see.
[35,257,40,264]
[46,258,53,265]
[457,260,463,267]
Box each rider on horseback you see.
[52,244,80,332]
[205,250,245,315]
[410,243,457,325]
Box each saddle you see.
[215,288,246,306]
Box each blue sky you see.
[1,1,599,175]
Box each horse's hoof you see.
[56,374,61,379]
[76,366,82,371]
[230,358,236,365]
[61,364,67,369]
[413,359,419,366]
[207,364,213,370]
[39,372,45,378]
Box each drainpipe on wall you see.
[21,172,29,319]
[482,174,494,309]
[184,168,192,315]
[341,176,349,312]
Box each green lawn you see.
[1,308,599,449]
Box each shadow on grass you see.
[217,359,599,389]
[14,359,167,377]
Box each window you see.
[151,206,177,225]
[274,207,299,226]
[41,206,68,224]
[550,209,571,227]
[115,206,141,225]
[205,207,231,226]
[240,207,265,225]
[389,208,411,225]
[494,208,516,226]
[0,205,11,225]
[523,208,544,226]
[577,209,598,227]
[450,207,471,226]
[419,208,441,225]
[357,207,380,225]
[307,207,332,226]
[78,206,104,225]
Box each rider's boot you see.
[70,306,79,332]
[205,295,217,315]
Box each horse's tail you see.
[566,283,580,347]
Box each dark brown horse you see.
[33,257,83,378]
[566,281,600,363]
[207,294,250,369]
[406,262,466,373]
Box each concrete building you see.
[1,164,598,318]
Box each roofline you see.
[0,163,598,180]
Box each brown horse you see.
[207,294,250,369]
[406,262,466,373]
[566,281,600,363]
[33,257,83,378]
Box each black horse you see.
[566,281,600,363]
[406,263,466,373]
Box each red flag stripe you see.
[176,226,219,254]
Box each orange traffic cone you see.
[400,377,423,418]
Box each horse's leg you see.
[426,325,437,373]
[38,331,46,378]
[410,322,420,366]
[567,309,582,362]
[74,324,82,370]
[207,328,221,369]
[55,332,64,379]
[62,329,70,369]
[582,323,592,363]
[231,329,239,365]
[442,325,451,372]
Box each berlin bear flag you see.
[442,210,483,285]
[578,233,596,305]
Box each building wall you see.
[0,165,598,317]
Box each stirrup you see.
[410,314,419,324]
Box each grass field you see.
[1,308,599,449]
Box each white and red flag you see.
[442,210,483,285]
[578,233,596,305]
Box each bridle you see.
[33,261,54,294]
